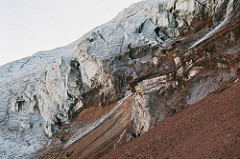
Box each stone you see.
[0,0,240,158]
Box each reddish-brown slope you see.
[103,78,240,159]
[38,96,135,159]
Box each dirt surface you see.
[103,78,240,159]
[76,102,116,122]
[38,96,135,159]
[37,13,240,159]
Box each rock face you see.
[103,75,240,159]
[0,0,240,158]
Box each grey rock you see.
[0,0,239,158]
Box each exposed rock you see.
[103,73,240,159]
[0,0,240,158]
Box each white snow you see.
[0,39,79,158]
[0,0,234,158]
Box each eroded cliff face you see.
[0,0,240,158]
[64,0,240,140]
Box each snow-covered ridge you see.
[0,39,80,158]
[0,0,237,158]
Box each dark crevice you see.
[155,27,160,36]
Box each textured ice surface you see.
[0,40,79,158]
[0,0,232,158]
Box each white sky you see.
[0,0,142,66]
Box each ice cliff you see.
[0,0,240,158]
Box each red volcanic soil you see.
[103,78,240,159]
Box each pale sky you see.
[0,0,142,66]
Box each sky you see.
[0,0,142,66]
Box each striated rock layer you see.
[0,0,240,158]
[103,73,240,159]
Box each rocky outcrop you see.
[68,0,240,139]
[0,0,240,158]
[103,73,240,159]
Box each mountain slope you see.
[0,0,240,158]
[38,0,240,158]
[103,78,240,158]
[0,39,80,158]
